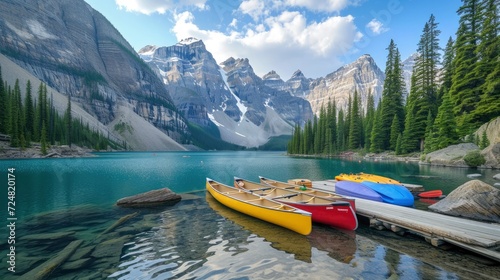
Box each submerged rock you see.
[116,188,181,207]
[493,173,500,180]
[429,180,500,223]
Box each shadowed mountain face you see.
[0,0,188,147]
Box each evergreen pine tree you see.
[380,40,406,150]
[423,111,435,153]
[433,91,459,150]
[402,15,442,152]
[65,94,72,147]
[370,100,384,153]
[401,74,420,153]
[395,133,402,155]
[480,130,490,149]
[441,37,455,98]
[41,122,48,155]
[337,109,345,152]
[9,80,21,147]
[327,99,337,155]
[348,90,362,150]
[24,80,34,143]
[0,66,6,134]
[389,115,400,151]
[472,0,500,124]
[364,92,375,152]
[449,0,482,136]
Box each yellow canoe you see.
[206,178,312,235]
[335,172,402,185]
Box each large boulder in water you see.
[429,180,500,223]
[117,188,181,208]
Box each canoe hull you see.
[279,200,358,230]
[206,179,312,235]
[361,181,414,207]
[335,181,383,202]
[418,190,443,198]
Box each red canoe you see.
[418,190,443,198]
[235,177,358,231]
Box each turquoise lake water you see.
[0,151,499,279]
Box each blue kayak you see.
[361,181,414,207]
[335,181,383,202]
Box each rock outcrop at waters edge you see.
[116,188,182,207]
[422,143,478,168]
[0,141,94,159]
[429,180,500,223]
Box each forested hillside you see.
[0,66,122,154]
[288,0,498,156]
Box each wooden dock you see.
[313,180,500,262]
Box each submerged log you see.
[116,188,181,208]
[99,212,138,237]
[19,239,83,280]
[429,180,500,223]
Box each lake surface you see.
[0,151,499,279]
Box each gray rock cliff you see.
[140,40,313,147]
[306,54,385,115]
[0,0,188,149]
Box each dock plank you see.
[312,180,500,261]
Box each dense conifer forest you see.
[0,66,122,154]
[288,0,498,156]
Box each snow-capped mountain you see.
[139,38,313,148]
[402,53,418,100]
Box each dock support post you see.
[390,225,406,236]
[425,237,445,247]
[370,219,385,230]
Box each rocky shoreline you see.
[0,141,95,159]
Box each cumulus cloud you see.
[366,18,389,35]
[284,0,352,12]
[238,0,268,21]
[172,10,362,79]
[115,0,207,15]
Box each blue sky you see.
[84,0,461,79]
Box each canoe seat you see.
[298,197,315,204]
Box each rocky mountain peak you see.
[307,54,385,115]
[262,70,285,91]
[290,70,306,79]
[263,70,282,81]
[177,37,202,45]
[138,45,158,54]
[402,53,419,97]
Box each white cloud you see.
[366,18,389,35]
[239,0,268,21]
[115,0,207,15]
[229,18,238,28]
[172,10,362,79]
[284,0,352,12]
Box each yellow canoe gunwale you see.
[206,178,312,235]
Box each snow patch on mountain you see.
[219,67,247,121]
